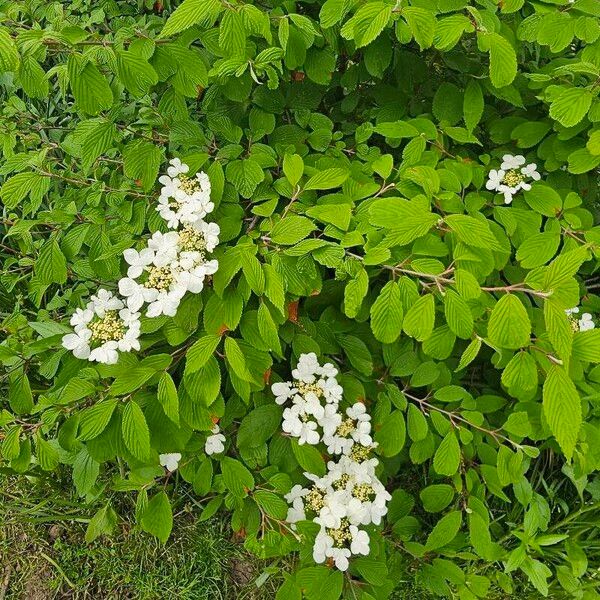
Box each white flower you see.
[521,162,540,181]
[318,404,343,437]
[167,158,189,178]
[205,425,226,455]
[118,277,159,312]
[313,530,333,565]
[349,526,370,556]
[319,377,343,404]
[285,484,308,504]
[329,547,351,571]
[579,313,595,332]
[88,340,119,364]
[62,329,92,359]
[90,288,123,316]
[123,247,155,279]
[147,231,179,267]
[63,290,141,365]
[298,421,320,445]
[159,452,182,472]
[272,382,296,404]
[501,154,526,170]
[485,169,505,192]
[498,184,518,205]
[566,307,580,316]
[292,352,321,383]
[69,307,93,331]
[147,289,185,318]
[319,362,338,378]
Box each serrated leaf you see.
[141,491,173,543]
[157,372,180,426]
[543,365,581,460]
[370,281,403,343]
[403,294,435,341]
[433,431,460,476]
[304,168,349,190]
[121,401,151,461]
[160,0,223,37]
[444,290,473,339]
[487,294,531,350]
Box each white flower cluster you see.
[566,307,595,332]
[272,353,390,571]
[486,154,540,204]
[62,159,218,364]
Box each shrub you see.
[2,0,600,597]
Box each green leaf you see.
[480,32,517,88]
[121,401,151,462]
[221,456,255,497]
[464,80,484,132]
[186,334,221,373]
[370,281,403,343]
[116,50,159,97]
[226,159,264,198]
[543,365,581,460]
[8,370,33,415]
[403,7,436,50]
[19,55,49,98]
[0,28,19,72]
[420,484,454,513]
[573,329,600,363]
[344,267,369,319]
[157,373,180,426]
[374,410,406,457]
[35,432,59,471]
[433,431,461,476]
[291,439,326,476]
[403,294,435,341]
[544,299,573,366]
[224,337,253,382]
[304,168,349,191]
[141,491,173,543]
[0,172,50,210]
[78,400,118,441]
[426,511,462,550]
[487,295,531,350]
[523,183,562,217]
[283,153,304,187]
[445,214,500,250]
[444,290,473,339]
[516,232,560,268]
[341,2,392,48]
[67,55,113,115]
[407,404,428,442]
[160,0,223,37]
[72,448,100,496]
[85,503,117,543]
[271,216,316,245]
[254,490,288,519]
[123,140,163,191]
[549,87,593,128]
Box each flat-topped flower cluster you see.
[486,154,540,204]
[272,353,391,571]
[62,159,219,364]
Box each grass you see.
[0,475,277,600]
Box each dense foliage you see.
[2,0,600,597]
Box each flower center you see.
[352,483,375,502]
[178,226,207,254]
[349,443,372,463]
[296,382,323,398]
[305,488,325,512]
[503,169,523,187]
[144,266,174,291]
[336,418,355,437]
[327,519,351,548]
[178,175,201,195]
[332,473,350,491]
[88,311,125,343]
